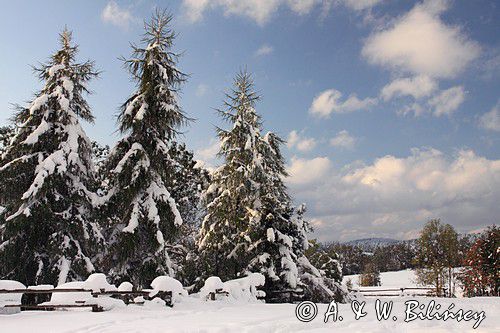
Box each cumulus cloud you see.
[479,102,500,132]
[286,148,500,242]
[287,156,331,185]
[254,44,274,57]
[428,86,465,117]
[309,89,376,118]
[330,130,356,149]
[101,1,133,29]
[381,75,437,101]
[287,130,317,152]
[362,0,481,78]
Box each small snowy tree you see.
[0,30,101,285]
[102,11,189,287]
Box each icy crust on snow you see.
[199,273,265,302]
[0,280,26,307]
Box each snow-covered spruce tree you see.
[0,126,15,159]
[168,142,210,289]
[0,30,102,286]
[199,71,347,302]
[198,71,267,281]
[102,11,189,288]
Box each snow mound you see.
[200,273,265,303]
[83,273,117,292]
[199,276,225,299]
[118,282,133,292]
[45,281,90,305]
[0,280,26,310]
[150,276,187,303]
[27,284,54,290]
[44,280,124,311]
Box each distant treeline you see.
[311,234,477,276]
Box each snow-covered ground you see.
[343,268,423,289]
[1,296,498,332]
[1,270,498,332]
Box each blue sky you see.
[0,0,498,241]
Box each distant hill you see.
[343,238,401,251]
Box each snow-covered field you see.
[343,268,423,288]
[1,296,498,332]
[1,270,498,332]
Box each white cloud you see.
[182,0,282,25]
[343,0,383,11]
[287,130,317,152]
[309,89,376,118]
[196,84,209,97]
[183,0,211,22]
[181,0,381,25]
[287,0,319,15]
[397,102,425,117]
[381,75,437,101]
[362,0,480,78]
[195,139,220,168]
[287,156,331,185]
[101,1,133,30]
[286,148,500,242]
[479,102,500,132]
[330,130,356,149]
[429,86,465,117]
[254,44,274,57]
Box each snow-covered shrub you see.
[150,276,187,304]
[199,276,225,299]
[200,273,266,303]
[298,257,350,303]
[0,280,25,314]
[223,273,266,303]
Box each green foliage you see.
[414,219,459,297]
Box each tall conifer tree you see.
[0,30,101,285]
[102,11,188,287]
[200,71,346,302]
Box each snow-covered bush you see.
[200,273,265,303]
[298,257,350,303]
[199,276,225,299]
[150,276,187,304]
